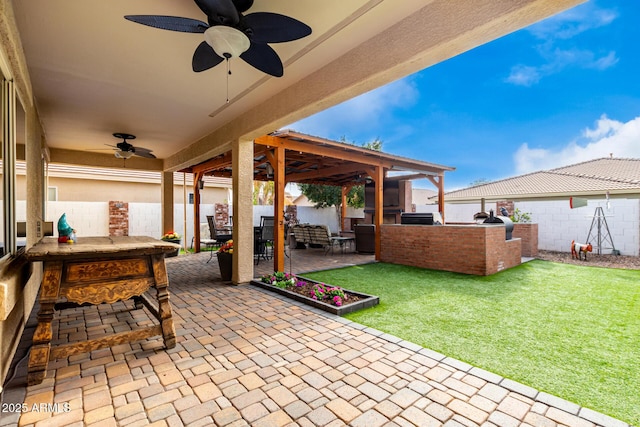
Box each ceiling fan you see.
[125,0,312,77]
[109,133,156,159]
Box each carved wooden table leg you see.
[28,261,62,385]
[151,254,176,349]
[133,296,144,310]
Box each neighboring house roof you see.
[15,162,232,188]
[443,158,640,202]
[292,194,314,207]
[412,188,438,205]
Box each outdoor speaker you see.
[570,197,588,209]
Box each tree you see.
[253,181,274,205]
[298,184,362,208]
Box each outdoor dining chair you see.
[254,216,274,264]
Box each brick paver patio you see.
[0,250,629,427]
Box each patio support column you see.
[429,173,446,221]
[341,186,348,233]
[161,172,174,236]
[373,166,383,260]
[232,138,254,284]
[193,172,203,253]
[272,145,285,272]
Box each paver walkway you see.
[0,252,629,427]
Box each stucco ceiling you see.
[10,0,583,171]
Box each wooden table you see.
[25,236,179,385]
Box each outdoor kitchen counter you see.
[24,236,179,385]
[380,223,522,276]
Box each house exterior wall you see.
[436,198,640,256]
[0,4,45,390]
[32,175,230,204]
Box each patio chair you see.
[190,222,218,263]
[255,216,274,264]
[190,222,217,248]
[207,215,232,244]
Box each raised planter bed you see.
[250,275,379,316]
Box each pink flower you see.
[333,296,342,306]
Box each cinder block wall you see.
[380,224,521,275]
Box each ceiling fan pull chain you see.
[226,58,231,103]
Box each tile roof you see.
[444,158,640,202]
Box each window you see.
[188,193,194,204]
[1,69,23,256]
[47,187,58,201]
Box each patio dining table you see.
[24,236,178,385]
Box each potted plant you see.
[161,231,181,244]
[161,232,181,257]
[217,240,233,281]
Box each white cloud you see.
[506,48,618,86]
[590,51,619,70]
[527,4,617,41]
[505,65,541,86]
[583,114,623,139]
[514,115,640,174]
[285,77,419,138]
[505,3,618,86]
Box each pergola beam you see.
[256,135,393,169]
[286,162,370,184]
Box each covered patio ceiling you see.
[184,130,455,187]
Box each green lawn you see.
[302,260,639,426]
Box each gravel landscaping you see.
[536,249,640,270]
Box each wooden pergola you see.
[184,130,454,272]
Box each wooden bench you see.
[291,224,340,254]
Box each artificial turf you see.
[302,260,639,426]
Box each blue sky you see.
[287,0,640,191]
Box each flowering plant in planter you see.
[261,271,299,289]
[161,232,180,241]
[310,283,346,306]
[260,271,348,306]
[217,240,233,254]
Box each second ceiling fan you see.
[125,0,312,77]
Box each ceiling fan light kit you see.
[205,26,249,58]
[114,149,135,159]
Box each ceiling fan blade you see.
[240,42,283,77]
[194,0,239,26]
[125,15,209,33]
[232,0,254,14]
[133,147,156,159]
[193,41,224,72]
[244,13,312,43]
